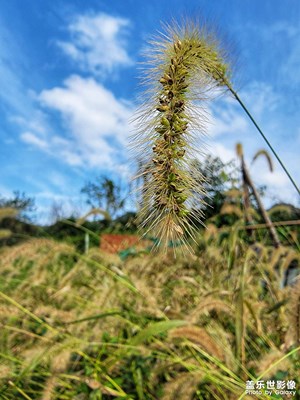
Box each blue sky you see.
[0,0,299,222]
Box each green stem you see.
[237,345,300,400]
[229,86,300,197]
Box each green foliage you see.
[0,193,40,247]
[0,191,35,220]
[0,233,299,399]
[45,217,101,251]
[190,155,238,220]
[268,203,300,222]
[81,176,126,219]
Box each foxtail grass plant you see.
[133,21,230,249]
[133,20,299,251]
[1,235,299,399]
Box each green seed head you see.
[132,20,230,251]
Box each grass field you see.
[0,225,299,399]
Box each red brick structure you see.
[100,233,150,254]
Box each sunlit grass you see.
[0,229,299,399]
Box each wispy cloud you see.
[207,82,299,206]
[235,19,300,94]
[208,141,237,163]
[280,40,300,85]
[254,21,299,40]
[34,191,85,224]
[21,131,48,149]
[209,82,281,138]
[0,184,13,198]
[57,12,133,75]
[0,24,33,116]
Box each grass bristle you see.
[170,325,225,360]
[132,20,230,250]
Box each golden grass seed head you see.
[132,20,230,250]
[236,142,243,157]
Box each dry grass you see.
[0,233,299,399]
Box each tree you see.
[190,155,238,219]
[0,208,18,239]
[0,193,39,247]
[48,201,66,224]
[0,191,35,221]
[81,176,126,219]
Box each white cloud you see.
[0,25,35,116]
[208,82,281,139]
[204,83,299,207]
[0,185,13,198]
[21,75,134,169]
[47,171,69,189]
[34,191,85,225]
[259,169,288,187]
[21,131,49,149]
[250,153,300,205]
[57,12,132,74]
[242,20,300,88]
[254,21,299,40]
[209,105,249,137]
[280,40,300,85]
[208,142,237,163]
[241,82,280,117]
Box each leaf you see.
[130,320,187,345]
[265,299,288,314]
[65,310,122,325]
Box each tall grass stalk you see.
[133,20,230,248]
[236,143,281,248]
[133,19,299,250]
